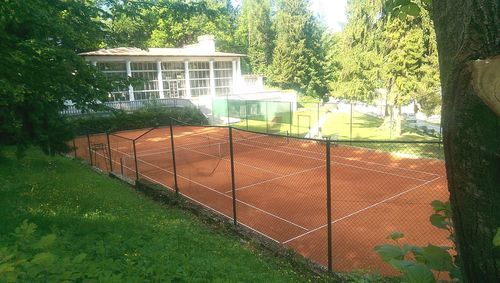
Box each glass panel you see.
[189,61,210,97]
[96,62,129,101]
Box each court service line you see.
[331,155,441,177]
[124,154,309,232]
[282,175,442,244]
[175,145,283,177]
[113,139,429,184]
[225,165,325,194]
[238,137,440,177]
[232,141,429,182]
[122,131,281,159]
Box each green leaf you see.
[375,244,405,262]
[0,262,15,274]
[430,200,446,212]
[429,214,448,229]
[34,234,56,249]
[73,253,87,264]
[388,231,405,241]
[493,228,500,247]
[400,3,421,17]
[422,245,453,271]
[388,258,415,272]
[402,263,435,283]
[31,252,55,266]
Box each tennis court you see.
[73,125,449,274]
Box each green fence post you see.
[72,138,77,159]
[326,140,333,272]
[106,132,113,172]
[133,140,139,181]
[266,101,269,133]
[169,122,179,194]
[245,100,249,131]
[229,127,237,225]
[350,102,353,141]
[317,103,320,126]
[86,133,93,166]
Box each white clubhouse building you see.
[78,35,296,122]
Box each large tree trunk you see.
[432,0,500,281]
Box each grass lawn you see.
[320,111,438,141]
[0,147,338,282]
[231,105,325,137]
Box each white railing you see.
[61,98,195,116]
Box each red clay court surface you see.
[74,126,450,275]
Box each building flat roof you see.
[79,47,245,58]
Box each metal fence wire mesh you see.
[109,133,135,180]
[70,124,449,275]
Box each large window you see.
[189,62,210,97]
[161,62,186,98]
[97,62,129,101]
[214,61,233,96]
[130,62,159,100]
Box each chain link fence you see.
[68,122,448,275]
[223,100,442,142]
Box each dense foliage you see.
[0,0,111,154]
[326,0,441,134]
[68,106,208,135]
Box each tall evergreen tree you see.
[270,0,327,97]
[235,0,274,74]
[330,0,441,135]
[329,0,383,101]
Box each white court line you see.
[332,154,441,177]
[133,131,265,158]
[175,145,283,177]
[225,165,325,194]
[282,175,442,244]
[113,136,429,183]
[114,152,309,232]
[133,167,281,243]
[233,140,429,182]
[238,137,440,178]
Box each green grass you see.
[321,111,438,141]
[232,105,325,137]
[0,147,335,282]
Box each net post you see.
[133,139,139,181]
[350,102,353,144]
[72,137,77,158]
[169,122,179,194]
[326,140,333,272]
[266,101,269,133]
[289,102,293,136]
[317,102,320,126]
[245,100,249,130]
[228,126,238,225]
[106,132,113,172]
[86,133,93,166]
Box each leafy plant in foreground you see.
[375,200,461,282]
[0,220,120,282]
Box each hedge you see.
[67,105,209,135]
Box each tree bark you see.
[432,0,500,281]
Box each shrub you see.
[67,105,208,135]
[375,200,461,283]
[0,220,119,282]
